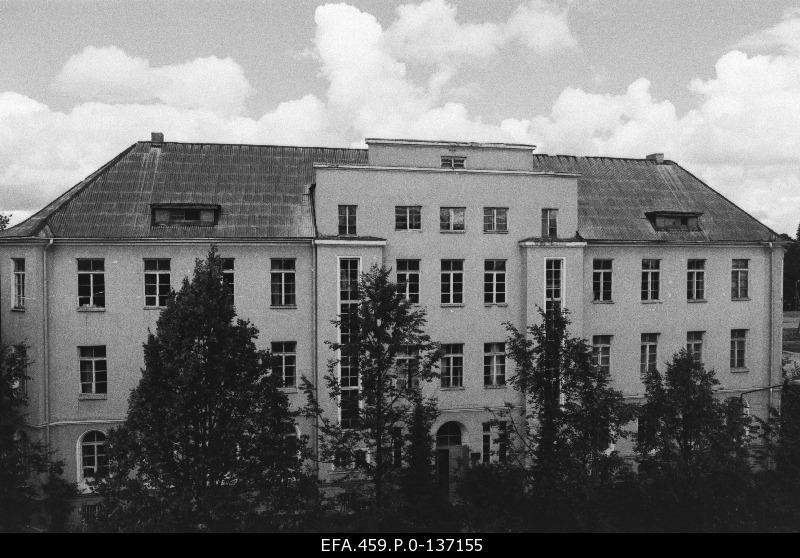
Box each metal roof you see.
[530,155,778,243]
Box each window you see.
[482,423,491,463]
[646,211,702,231]
[397,260,420,304]
[222,258,235,306]
[731,329,747,370]
[392,427,403,467]
[484,260,506,304]
[641,259,660,301]
[541,209,558,238]
[483,208,508,233]
[80,431,107,480]
[484,342,506,387]
[436,422,462,445]
[151,205,219,226]
[687,331,704,364]
[338,205,357,236]
[640,334,659,375]
[441,156,465,169]
[440,207,466,232]
[143,259,170,307]
[395,345,420,390]
[270,259,296,307]
[12,258,25,309]
[395,206,421,231]
[339,258,360,428]
[77,259,105,308]
[482,422,507,463]
[731,259,749,300]
[687,259,705,301]
[592,259,612,302]
[440,260,464,304]
[441,344,464,388]
[545,258,563,314]
[592,335,611,375]
[79,346,107,395]
[271,342,297,388]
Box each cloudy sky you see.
[1,0,799,234]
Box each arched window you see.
[436,422,462,447]
[80,431,107,480]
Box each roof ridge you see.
[534,154,666,163]
[138,140,367,151]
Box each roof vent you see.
[646,153,664,164]
[151,132,164,148]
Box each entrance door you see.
[436,449,449,489]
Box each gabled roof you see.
[1,141,368,239]
[530,155,778,243]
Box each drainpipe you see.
[309,183,320,480]
[767,242,775,412]
[42,237,54,447]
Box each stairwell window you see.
[484,342,506,387]
[338,205,357,236]
[271,341,297,388]
[641,259,660,301]
[483,207,508,233]
[687,259,705,301]
[731,259,749,300]
[222,258,235,306]
[144,259,170,307]
[441,344,464,388]
[484,260,506,304]
[441,260,464,305]
[592,259,612,302]
[730,329,748,370]
[640,334,659,375]
[397,259,420,304]
[440,207,465,232]
[339,258,360,429]
[12,258,25,310]
[270,259,296,307]
[541,209,558,238]
[79,346,107,395]
[395,206,421,231]
[441,156,465,169]
[77,259,105,308]
[545,258,563,314]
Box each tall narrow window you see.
[592,259,612,302]
[592,335,611,375]
[222,258,235,306]
[77,259,105,308]
[484,342,506,386]
[80,431,107,480]
[396,259,420,304]
[541,209,558,238]
[12,258,25,310]
[440,207,466,232]
[483,207,508,233]
[395,345,420,390]
[730,329,747,370]
[271,341,297,388]
[270,259,296,307]
[338,205,357,236]
[484,260,506,304]
[545,258,563,314]
[687,331,704,364]
[731,259,749,300]
[144,259,170,307]
[482,423,492,463]
[441,344,464,388]
[640,334,659,375]
[687,259,705,301]
[339,258,360,428]
[641,259,660,301]
[440,260,464,304]
[395,206,421,231]
[79,346,107,395]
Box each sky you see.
[1,0,799,234]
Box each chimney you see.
[151,132,164,148]
[646,152,664,164]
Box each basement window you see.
[646,211,702,231]
[151,204,220,226]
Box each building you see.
[0,134,785,495]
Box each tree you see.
[502,307,634,488]
[0,213,9,231]
[303,264,441,509]
[92,248,307,532]
[783,226,800,310]
[0,344,76,532]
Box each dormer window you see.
[441,156,465,169]
[151,204,220,226]
[646,211,702,231]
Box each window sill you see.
[730,368,750,374]
[483,230,509,234]
[484,303,508,307]
[732,298,751,302]
[484,384,507,389]
[10,307,25,312]
[395,229,422,233]
[592,300,614,305]
[687,299,708,303]
[441,303,465,308]
[280,387,299,393]
[270,305,298,310]
[78,393,107,400]
[641,300,662,304]
[77,307,106,312]
[440,230,466,234]
[439,386,465,391]
[143,306,165,310]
